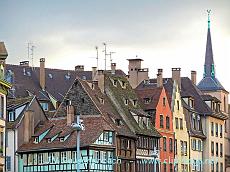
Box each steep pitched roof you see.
[17,116,114,153]
[135,86,163,110]
[104,74,161,137]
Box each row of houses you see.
[0,14,229,172]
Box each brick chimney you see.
[191,71,197,85]
[92,67,97,81]
[111,63,116,75]
[67,102,75,126]
[75,65,84,71]
[157,69,163,87]
[23,110,34,143]
[172,68,181,89]
[40,58,45,90]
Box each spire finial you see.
[207,9,211,29]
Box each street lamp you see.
[72,112,85,172]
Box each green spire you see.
[207,9,211,29]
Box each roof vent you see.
[82,76,86,80]
[65,72,71,80]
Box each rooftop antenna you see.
[95,46,99,68]
[102,42,107,70]
[108,51,116,64]
[30,45,36,70]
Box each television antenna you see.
[27,42,36,69]
[107,51,116,64]
[102,42,107,70]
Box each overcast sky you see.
[1,0,230,93]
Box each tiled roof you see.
[0,42,8,57]
[105,74,161,138]
[135,87,163,110]
[6,64,126,103]
[17,116,114,153]
[197,77,226,92]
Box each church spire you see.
[204,10,215,78]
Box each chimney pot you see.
[92,67,97,80]
[75,65,84,71]
[20,61,30,67]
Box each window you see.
[220,163,223,172]
[211,142,214,156]
[216,142,219,156]
[184,141,187,155]
[40,102,48,111]
[132,99,137,107]
[220,143,223,157]
[220,125,223,138]
[197,115,201,130]
[113,79,117,86]
[190,99,194,108]
[61,152,67,163]
[163,97,166,106]
[198,140,202,151]
[169,138,173,152]
[0,96,4,118]
[124,99,128,105]
[192,160,196,171]
[163,163,167,172]
[38,153,44,164]
[192,113,196,129]
[175,118,179,129]
[216,123,218,137]
[211,161,214,172]
[6,156,11,171]
[170,164,173,172]
[177,100,179,110]
[211,122,214,136]
[144,98,151,104]
[160,115,164,128]
[8,111,15,122]
[216,162,219,172]
[34,137,39,144]
[180,141,184,155]
[174,139,177,155]
[180,118,183,130]
[166,116,170,129]
[192,139,196,150]
[163,137,167,151]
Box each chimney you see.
[95,70,105,93]
[75,65,84,71]
[19,61,29,67]
[111,63,116,75]
[172,68,181,89]
[157,69,163,87]
[23,110,34,143]
[40,58,45,90]
[191,71,197,85]
[92,67,97,80]
[67,103,75,126]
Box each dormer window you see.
[212,101,215,110]
[40,102,48,111]
[113,80,117,86]
[124,99,128,105]
[92,83,95,90]
[8,111,15,122]
[100,98,104,104]
[192,113,196,129]
[189,99,194,108]
[132,99,137,107]
[47,138,52,143]
[144,98,151,104]
[60,137,65,142]
[197,115,201,130]
[34,137,39,144]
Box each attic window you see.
[189,99,194,108]
[100,98,104,104]
[124,99,128,105]
[8,111,15,122]
[47,138,52,143]
[27,71,31,76]
[132,99,137,107]
[65,74,71,80]
[163,97,166,106]
[115,119,123,126]
[34,137,39,144]
[48,73,53,79]
[113,80,118,86]
[82,76,86,80]
[144,98,151,104]
[60,137,65,142]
